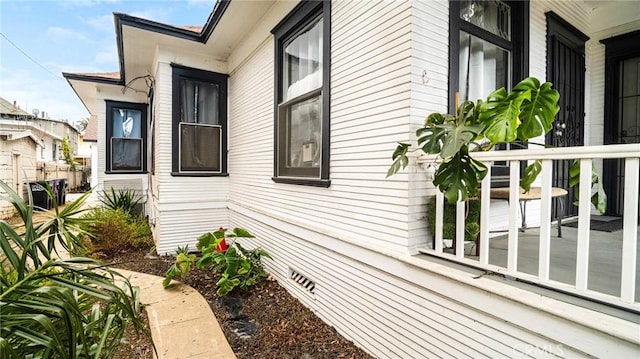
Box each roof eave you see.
[113,0,230,82]
[62,72,123,85]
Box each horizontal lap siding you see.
[231,207,607,359]
[408,0,450,250]
[221,1,639,357]
[227,0,413,253]
[93,88,149,209]
[153,60,229,253]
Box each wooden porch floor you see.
[483,224,640,301]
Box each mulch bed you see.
[103,247,373,359]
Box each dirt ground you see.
[105,247,373,359]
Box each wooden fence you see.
[36,162,87,191]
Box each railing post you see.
[621,157,639,303]
[455,200,465,258]
[538,160,553,281]
[435,191,444,254]
[576,159,592,292]
[507,161,520,273]
[479,165,491,265]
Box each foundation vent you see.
[289,268,315,294]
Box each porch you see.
[481,225,639,300]
[417,144,640,311]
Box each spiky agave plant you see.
[98,188,141,217]
[0,181,149,358]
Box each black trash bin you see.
[57,179,68,205]
[48,179,59,206]
[28,181,52,210]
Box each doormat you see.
[563,218,623,232]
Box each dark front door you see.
[546,12,589,218]
[602,30,640,217]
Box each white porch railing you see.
[417,144,640,311]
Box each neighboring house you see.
[30,117,81,163]
[0,97,44,217]
[0,96,84,216]
[76,115,98,188]
[0,96,82,164]
[63,1,639,357]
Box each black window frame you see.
[449,0,529,186]
[171,64,228,177]
[105,100,148,174]
[271,0,331,187]
[601,30,640,145]
[148,86,155,175]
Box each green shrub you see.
[427,197,481,242]
[82,207,152,255]
[163,227,272,296]
[0,180,147,358]
[98,188,141,217]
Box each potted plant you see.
[388,77,606,249]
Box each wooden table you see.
[489,187,568,238]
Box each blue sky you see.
[0,0,214,125]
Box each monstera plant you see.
[387,77,606,213]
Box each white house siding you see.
[151,53,230,254]
[227,0,414,255]
[92,86,149,219]
[218,1,640,357]
[232,208,638,358]
[407,0,449,250]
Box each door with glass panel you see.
[545,12,588,218]
[602,31,640,217]
[452,0,528,187]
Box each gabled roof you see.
[62,0,230,86]
[62,0,277,115]
[84,115,98,142]
[0,96,32,117]
[0,129,43,146]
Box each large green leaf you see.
[416,125,445,154]
[0,179,148,357]
[386,143,410,177]
[196,232,223,251]
[456,101,474,123]
[432,149,487,202]
[568,160,607,214]
[196,251,224,269]
[232,227,254,238]
[515,78,560,140]
[520,160,542,192]
[479,87,530,143]
[223,247,240,278]
[440,123,484,159]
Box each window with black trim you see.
[449,0,529,185]
[149,87,155,175]
[105,101,147,173]
[171,65,228,176]
[272,0,330,186]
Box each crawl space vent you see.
[290,268,316,294]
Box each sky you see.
[0,0,214,126]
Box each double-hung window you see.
[171,65,228,176]
[272,0,330,186]
[105,101,147,173]
[449,0,529,185]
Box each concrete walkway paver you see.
[115,269,236,359]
